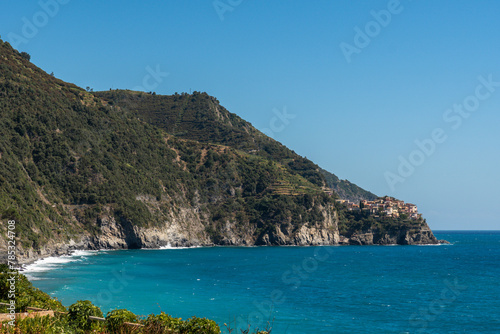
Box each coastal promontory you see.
[0,39,441,264]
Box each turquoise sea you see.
[25,231,500,333]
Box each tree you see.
[20,52,30,61]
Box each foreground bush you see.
[184,316,220,334]
[144,312,185,333]
[143,313,220,333]
[68,300,103,331]
[106,308,139,333]
[0,264,66,313]
[0,313,73,334]
[0,312,264,334]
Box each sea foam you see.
[158,243,200,250]
[22,250,99,277]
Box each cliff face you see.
[341,224,439,245]
[12,203,442,265]
[12,202,341,264]
[257,203,339,246]
[90,205,210,249]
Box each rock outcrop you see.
[89,204,210,250]
[341,225,440,245]
[257,204,339,246]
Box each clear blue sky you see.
[1,0,499,230]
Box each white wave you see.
[416,243,453,246]
[22,255,77,273]
[22,249,100,274]
[70,249,100,257]
[158,243,200,250]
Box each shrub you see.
[106,308,138,333]
[10,314,72,334]
[0,265,66,313]
[144,312,185,333]
[184,316,220,334]
[68,300,103,330]
[20,51,31,61]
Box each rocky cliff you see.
[341,225,439,246]
[11,202,443,265]
[11,201,343,264]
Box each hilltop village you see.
[336,196,422,220]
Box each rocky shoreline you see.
[2,205,447,267]
[11,229,448,268]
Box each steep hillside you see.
[94,90,377,202]
[0,39,440,263]
[320,168,377,203]
[0,40,340,262]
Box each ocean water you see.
[25,232,500,333]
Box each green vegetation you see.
[105,309,138,333]
[320,168,377,203]
[144,312,186,332]
[1,315,72,334]
[94,90,352,190]
[68,300,103,331]
[0,264,65,313]
[0,38,343,251]
[0,36,433,256]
